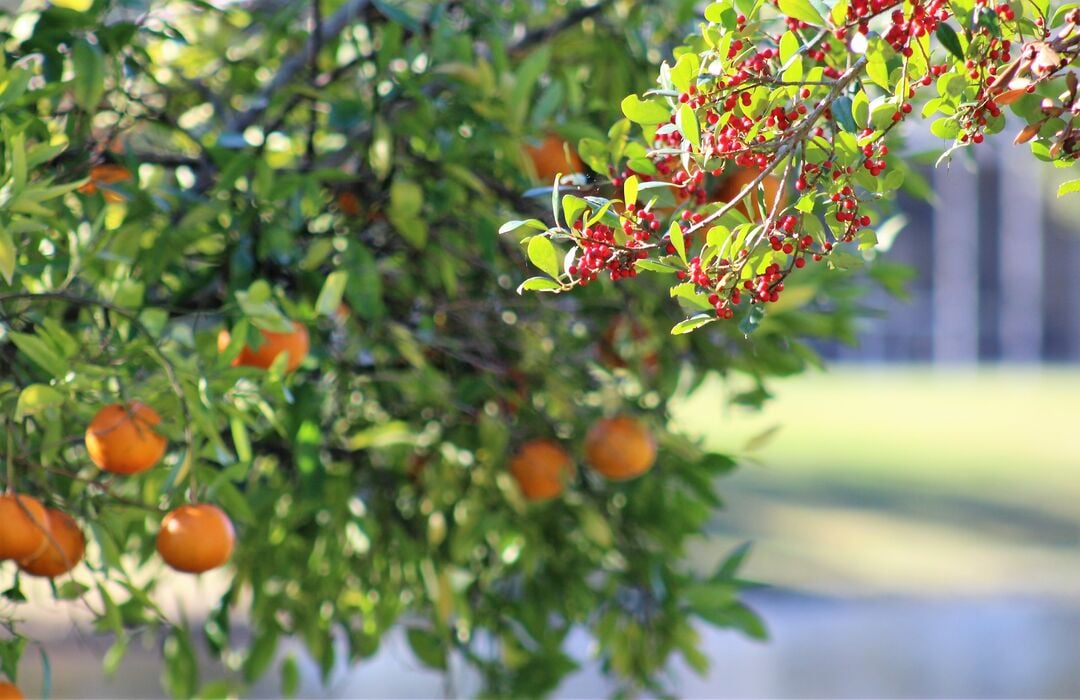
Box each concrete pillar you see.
[996,142,1045,362]
[932,160,981,363]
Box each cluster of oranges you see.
[1,323,310,586]
[509,415,657,501]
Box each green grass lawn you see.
[671,367,1080,597]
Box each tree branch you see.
[229,0,373,133]
[509,0,617,53]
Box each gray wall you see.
[824,137,1080,364]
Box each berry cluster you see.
[530,0,1080,329]
[568,220,648,284]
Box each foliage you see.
[512,0,1080,334]
[0,0,886,697]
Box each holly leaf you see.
[1058,178,1080,197]
[527,236,560,279]
[671,313,715,334]
[935,24,965,61]
[621,94,672,124]
[778,0,825,25]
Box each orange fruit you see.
[0,681,24,699]
[336,191,362,217]
[77,164,132,203]
[525,134,585,184]
[157,504,235,574]
[0,493,50,561]
[584,416,657,481]
[19,509,85,578]
[509,439,574,501]
[85,401,167,475]
[217,321,309,372]
[597,315,660,375]
[715,169,786,221]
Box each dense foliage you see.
[0,0,935,697]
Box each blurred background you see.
[14,138,1080,698]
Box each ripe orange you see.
[597,315,660,375]
[77,164,132,203]
[0,493,50,561]
[217,321,309,372]
[18,509,85,578]
[0,681,24,699]
[525,134,585,184]
[715,168,786,221]
[584,416,657,481]
[85,402,167,475]
[157,504,235,574]
[336,191,362,217]
[509,439,574,501]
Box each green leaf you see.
[671,313,716,334]
[527,235,560,279]
[387,179,427,248]
[852,89,869,129]
[315,270,348,317]
[935,24,965,61]
[0,638,26,682]
[1057,178,1080,197]
[832,96,857,133]
[498,219,547,234]
[635,259,678,274]
[670,52,700,93]
[0,228,14,285]
[930,117,960,139]
[281,655,300,698]
[103,638,128,678]
[9,331,67,378]
[621,94,672,124]
[72,38,106,113]
[778,0,825,25]
[678,103,700,150]
[406,628,447,670]
[623,174,639,207]
[866,53,890,90]
[738,305,766,334]
[56,581,89,600]
[668,221,687,264]
[163,626,200,700]
[14,384,63,420]
[779,31,799,65]
[831,0,850,24]
[244,629,278,683]
[516,276,563,293]
[11,131,26,193]
[562,194,588,226]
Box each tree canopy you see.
[0,0,1073,697]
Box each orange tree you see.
[0,0,952,697]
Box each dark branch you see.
[509,0,616,53]
[229,0,373,133]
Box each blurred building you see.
[826,135,1080,363]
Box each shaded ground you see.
[13,594,1080,698]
